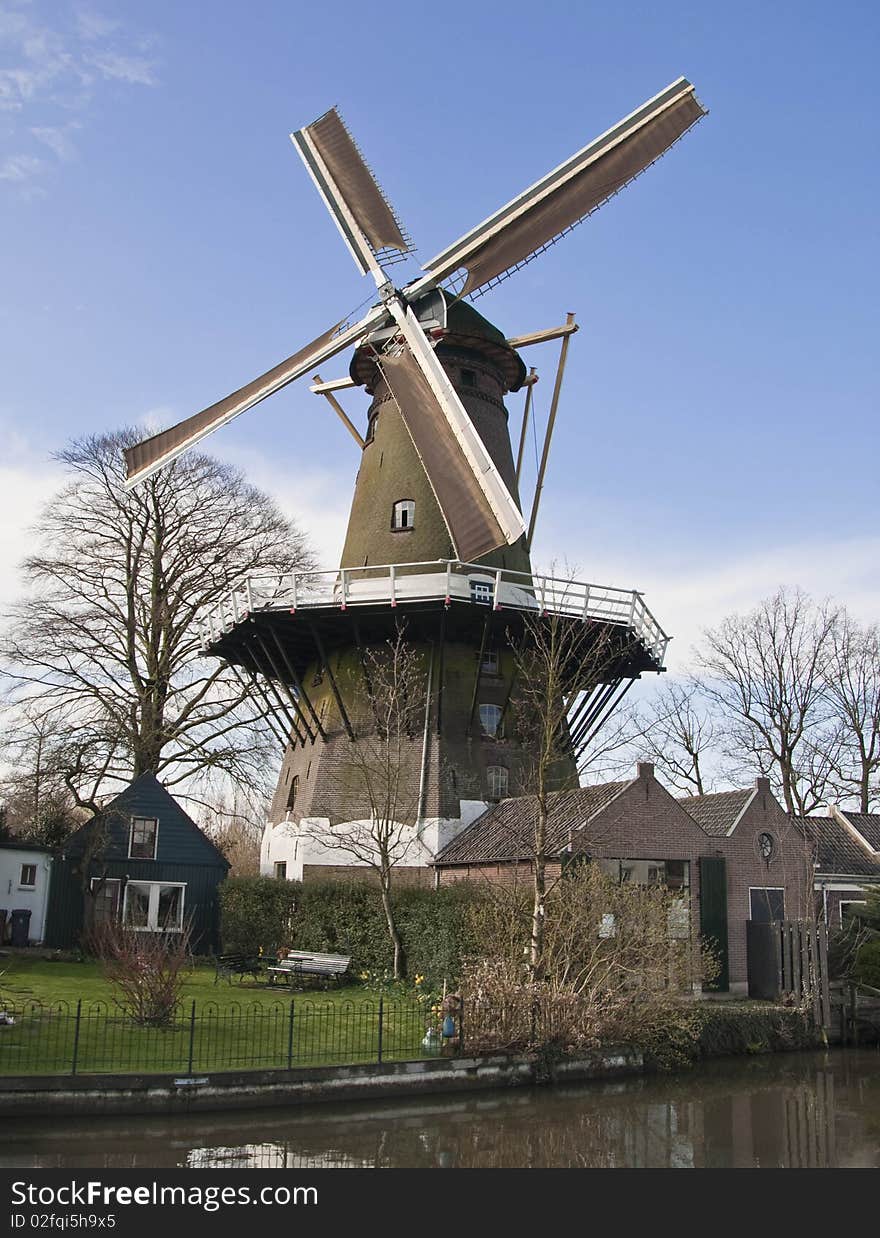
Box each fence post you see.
[377,997,384,1064]
[287,1000,295,1069]
[187,1000,196,1074]
[71,999,82,1076]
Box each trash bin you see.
[0,909,7,944]
[10,908,31,948]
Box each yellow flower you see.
[414,974,424,985]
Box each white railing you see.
[200,560,670,665]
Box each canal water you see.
[3,1050,878,1169]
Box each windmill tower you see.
[124,79,707,880]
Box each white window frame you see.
[19,863,37,889]
[486,765,508,801]
[128,816,159,860]
[274,861,287,880]
[748,886,785,923]
[480,648,499,675]
[479,703,503,738]
[122,880,186,932]
[391,499,416,531]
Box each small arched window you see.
[486,765,509,802]
[479,703,503,738]
[391,499,415,531]
[286,775,299,811]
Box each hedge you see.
[218,877,299,956]
[219,876,483,984]
[290,881,483,986]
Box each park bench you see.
[214,953,264,984]
[266,951,351,987]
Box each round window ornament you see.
[758,831,775,862]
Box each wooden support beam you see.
[309,375,356,393]
[514,367,537,487]
[311,373,365,448]
[506,321,580,349]
[573,678,636,760]
[527,312,576,551]
[241,640,304,746]
[310,622,355,741]
[229,663,288,750]
[467,612,492,737]
[435,607,446,737]
[254,632,315,744]
[268,627,327,742]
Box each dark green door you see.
[699,856,729,991]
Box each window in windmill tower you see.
[460,368,477,388]
[287,775,299,811]
[480,647,499,675]
[479,703,503,738]
[486,765,508,801]
[391,499,415,531]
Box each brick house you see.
[434,763,813,994]
[793,807,880,929]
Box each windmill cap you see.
[350,291,527,393]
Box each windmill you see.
[125,77,707,879]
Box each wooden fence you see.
[747,919,831,1029]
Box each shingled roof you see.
[794,815,880,878]
[839,812,880,853]
[435,781,629,866]
[677,788,756,836]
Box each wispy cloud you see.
[0,152,45,182]
[85,50,156,87]
[0,2,159,191]
[30,122,80,160]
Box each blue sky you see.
[1,0,878,667]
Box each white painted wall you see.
[0,848,53,943]
[260,800,489,882]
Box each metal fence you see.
[0,997,451,1078]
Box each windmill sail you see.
[124,309,386,485]
[380,349,514,562]
[293,108,409,277]
[422,78,706,297]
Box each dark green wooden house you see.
[44,773,229,954]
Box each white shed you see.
[0,842,54,945]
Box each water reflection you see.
[3,1050,878,1169]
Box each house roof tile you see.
[677,788,755,836]
[435,781,630,865]
[839,812,880,852]
[794,815,880,878]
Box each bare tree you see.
[1,430,312,812]
[821,615,880,812]
[308,626,427,978]
[626,679,720,797]
[508,610,628,979]
[0,707,85,844]
[695,587,840,815]
[201,784,266,876]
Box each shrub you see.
[219,876,299,956]
[853,939,880,990]
[90,921,192,1027]
[289,881,482,986]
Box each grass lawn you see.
[0,957,435,1078]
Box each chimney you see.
[637,762,654,780]
[755,776,771,794]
